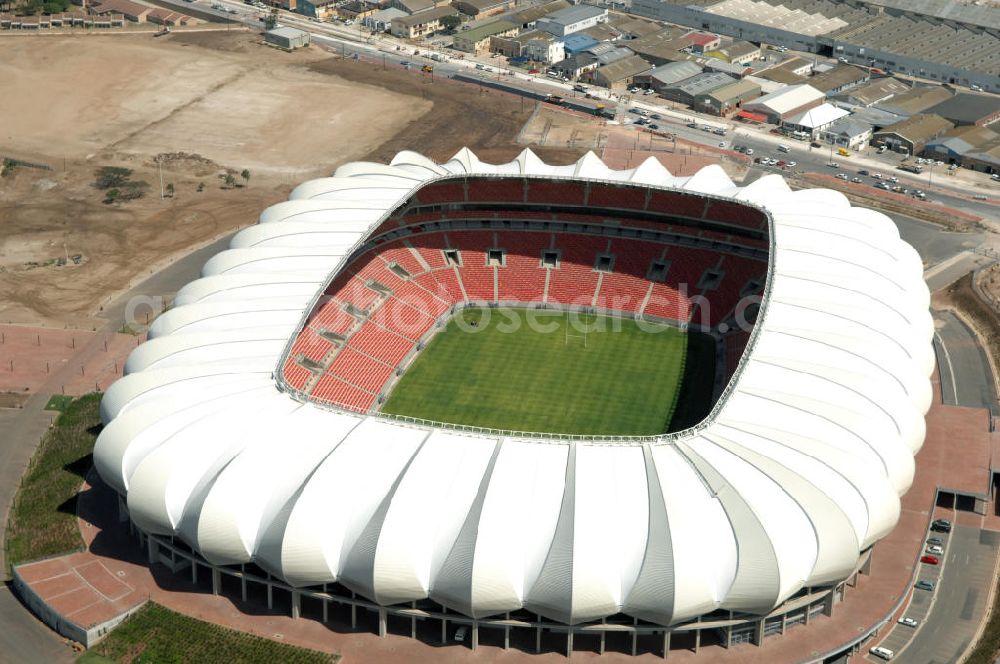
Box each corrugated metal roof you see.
[745,84,825,115]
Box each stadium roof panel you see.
[95,148,933,629]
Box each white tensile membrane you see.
[94,148,933,627]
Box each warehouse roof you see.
[594,53,652,82]
[755,67,807,85]
[706,78,760,102]
[650,60,703,86]
[610,15,662,38]
[455,18,515,41]
[807,65,869,93]
[624,27,694,61]
[875,113,954,143]
[266,26,309,40]
[926,125,998,155]
[562,33,598,52]
[785,102,850,128]
[667,71,734,96]
[540,3,605,25]
[510,0,568,24]
[874,86,953,116]
[837,77,910,107]
[393,5,456,26]
[823,117,873,138]
[746,84,825,115]
[926,93,1000,126]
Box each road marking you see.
[935,330,959,405]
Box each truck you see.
[837,147,850,157]
[899,162,924,174]
[544,94,564,105]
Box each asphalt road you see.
[933,310,998,413]
[871,526,999,664]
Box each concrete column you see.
[323,598,328,624]
[241,565,247,603]
[599,622,605,655]
[752,618,764,646]
[504,612,510,650]
[566,629,573,658]
[211,569,221,596]
[147,535,157,564]
[536,614,542,653]
[780,613,787,635]
[191,561,198,584]
[725,624,732,648]
[442,617,448,644]
[378,608,387,637]
[291,591,301,619]
[663,631,670,659]
[631,630,638,656]
[351,602,357,630]
[823,590,835,617]
[694,628,700,653]
[118,496,128,523]
[472,620,479,651]
[267,583,273,610]
[411,603,417,639]
[861,552,872,576]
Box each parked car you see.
[898,617,919,628]
[528,68,540,74]
[926,545,944,555]
[920,555,940,565]
[643,88,655,95]
[991,173,1000,181]
[851,177,863,183]
[745,148,754,155]
[931,519,952,533]
[870,646,894,661]
[651,113,661,120]
[454,626,468,642]
[649,124,659,130]
[786,161,795,167]
[836,173,848,180]
[927,536,944,546]
[858,169,869,176]
[872,172,883,179]
[915,579,935,591]
[827,161,839,168]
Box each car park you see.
[898,617,919,628]
[870,646,894,660]
[920,555,940,565]
[915,580,935,591]
[926,544,944,555]
[932,519,952,533]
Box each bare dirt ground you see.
[0,31,590,329]
[517,105,608,152]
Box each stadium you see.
[94,148,933,656]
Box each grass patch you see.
[44,394,75,413]
[5,393,102,571]
[382,307,708,436]
[85,603,338,664]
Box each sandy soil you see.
[0,31,593,328]
[517,105,608,152]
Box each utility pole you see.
[158,159,164,200]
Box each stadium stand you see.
[281,176,770,413]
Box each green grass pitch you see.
[381,307,693,436]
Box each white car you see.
[643,89,655,95]
[870,646,895,660]
[872,172,883,179]
[926,544,944,555]
[786,161,795,167]
[898,617,919,628]
[836,173,848,180]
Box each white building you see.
[782,102,851,137]
[526,35,565,64]
[536,4,607,37]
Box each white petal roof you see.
[94,148,932,627]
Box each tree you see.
[103,188,120,205]
[440,14,461,31]
[223,173,237,189]
[165,183,175,197]
[240,169,251,187]
[93,166,132,190]
[197,182,205,192]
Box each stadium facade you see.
[94,148,933,656]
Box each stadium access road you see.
[933,311,998,413]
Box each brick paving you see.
[0,325,141,396]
